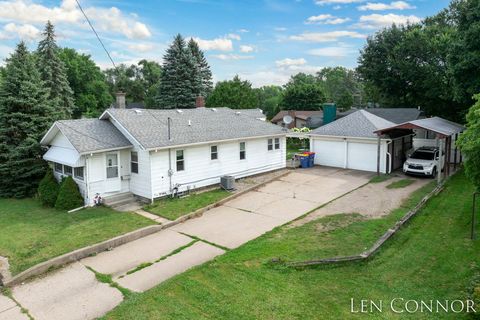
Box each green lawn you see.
[103,171,479,319]
[144,189,230,220]
[0,199,154,275]
[386,178,416,189]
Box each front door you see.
[105,152,121,192]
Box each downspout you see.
[167,117,173,194]
[85,155,90,206]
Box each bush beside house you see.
[37,170,60,207]
[55,176,84,210]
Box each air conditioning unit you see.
[220,175,235,191]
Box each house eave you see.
[145,133,287,152]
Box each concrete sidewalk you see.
[8,167,372,320]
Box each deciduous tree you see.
[206,75,257,109]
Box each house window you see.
[131,151,139,174]
[54,162,63,173]
[64,165,73,176]
[106,153,119,178]
[211,146,218,160]
[267,139,273,151]
[176,150,185,171]
[274,138,280,150]
[74,167,84,181]
[240,142,246,160]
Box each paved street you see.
[5,167,372,320]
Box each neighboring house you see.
[271,110,323,129]
[41,107,287,205]
[339,108,424,124]
[309,110,412,173]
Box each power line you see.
[75,0,117,69]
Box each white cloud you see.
[239,63,324,87]
[0,0,151,39]
[127,43,155,52]
[239,45,254,53]
[275,58,307,67]
[315,0,364,5]
[307,46,355,58]
[211,54,253,60]
[238,29,249,33]
[193,37,233,51]
[290,31,366,42]
[305,14,350,25]
[274,27,287,31]
[358,1,415,11]
[0,22,40,40]
[227,33,241,40]
[357,13,421,29]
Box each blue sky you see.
[0,0,451,86]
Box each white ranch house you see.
[41,107,286,205]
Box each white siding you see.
[311,137,388,173]
[107,115,152,200]
[129,148,152,199]
[150,137,286,198]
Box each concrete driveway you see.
[172,167,372,248]
[8,167,372,320]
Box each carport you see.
[374,117,465,183]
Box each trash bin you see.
[308,152,315,167]
[300,155,310,168]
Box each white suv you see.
[403,147,444,177]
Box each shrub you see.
[37,170,59,207]
[55,176,84,210]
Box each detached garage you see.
[309,110,412,173]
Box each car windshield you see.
[411,150,435,160]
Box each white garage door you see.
[312,138,382,172]
[312,139,345,167]
[346,142,378,172]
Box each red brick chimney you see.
[195,96,205,108]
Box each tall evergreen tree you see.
[188,38,213,97]
[0,42,56,197]
[36,21,74,119]
[157,34,199,108]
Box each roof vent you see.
[176,109,183,114]
[235,111,241,116]
[134,109,142,114]
[188,120,192,126]
[211,108,217,112]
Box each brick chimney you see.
[116,92,126,109]
[195,96,205,108]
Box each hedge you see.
[55,176,84,210]
[37,170,59,207]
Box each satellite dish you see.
[283,115,293,125]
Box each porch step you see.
[103,192,136,208]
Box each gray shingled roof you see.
[310,110,395,138]
[235,108,265,119]
[376,116,465,136]
[339,108,423,124]
[103,107,285,149]
[55,119,132,153]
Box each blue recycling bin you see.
[300,156,310,168]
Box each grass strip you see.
[386,178,415,189]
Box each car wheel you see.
[431,167,437,178]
